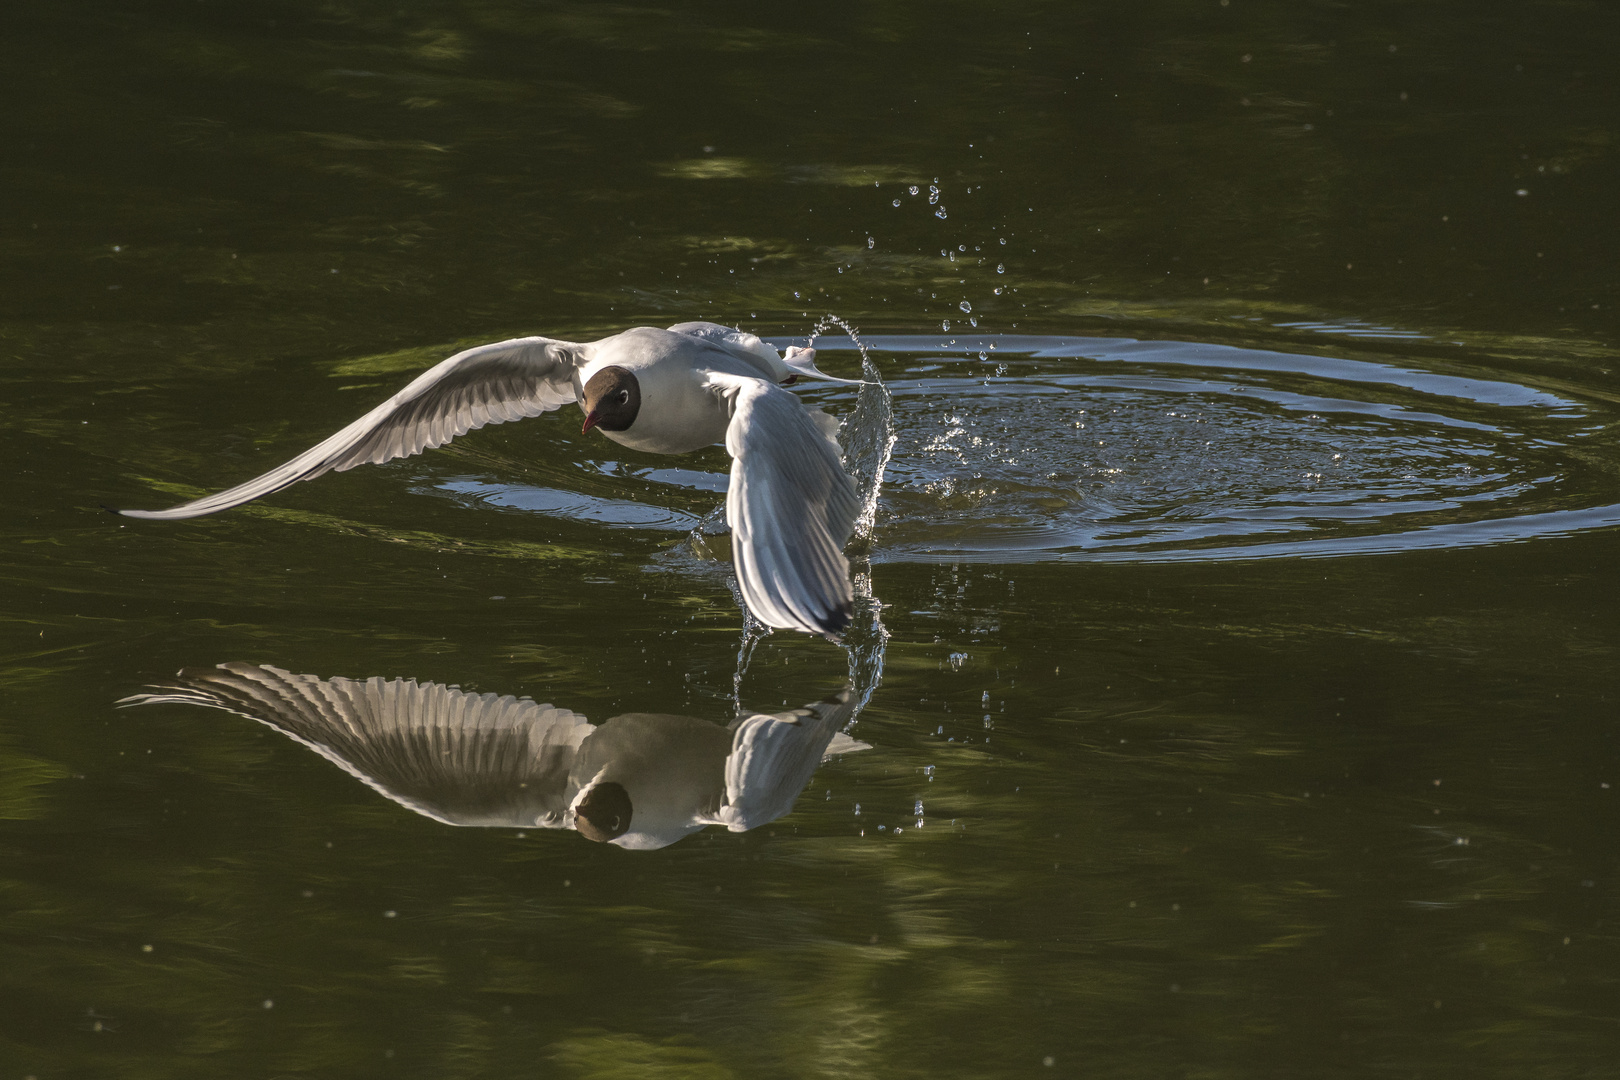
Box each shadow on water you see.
[120,663,869,851]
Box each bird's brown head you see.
[574,781,633,843]
[581,366,641,434]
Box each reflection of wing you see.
[705,690,862,832]
[708,372,860,637]
[120,663,592,828]
[118,337,582,520]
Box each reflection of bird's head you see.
[573,781,633,842]
[580,366,641,434]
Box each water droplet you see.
[959,300,972,313]
[996,263,1005,273]
[908,185,919,195]
[867,236,875,249]
[935,207,948,219]
[941,319,951,331]
[892,198,901,207]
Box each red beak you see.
[581,410,601,434]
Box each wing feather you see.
[119,336,581,520]
[710,374,859,636]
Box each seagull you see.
[120,662,869,850]
[116,322,865,636]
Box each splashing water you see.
[728,577,773,709]
[812,314,895,542]
[673,316,894,718]
[810,315,894,720]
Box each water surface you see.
[3,3,1620,1078]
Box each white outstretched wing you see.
[667,321,786,380]
[119,336,582,519]
[704,691,861,832]
[708,372,860,637]
[120,662,593,828]
[667,322,864,385]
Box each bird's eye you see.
[618,390,630,404]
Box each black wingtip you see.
[101,503,124,516]
[816,603,853,641]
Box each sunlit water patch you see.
[788,334,1617,564]
[437,477,705,532]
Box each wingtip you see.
[112,506,203,521]
[814,604,853,641]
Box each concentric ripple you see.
[790,334,1620,563]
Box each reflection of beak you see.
[581,410,601,434]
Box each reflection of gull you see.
[115,322,862,637]
[120,663,867,850]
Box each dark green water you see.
[5,2,1620,1076]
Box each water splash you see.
[728,577,772,709]
[726,317,896,719]
[694,317,894,720]
[809,314,895,720]
[811,315,895,542]
[842,567,889,721]
[804,333,1612,565]
[685,500,729,561]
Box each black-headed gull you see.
[120,662,868,850]
[117,322,865,636]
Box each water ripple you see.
[787,333,1612,564]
